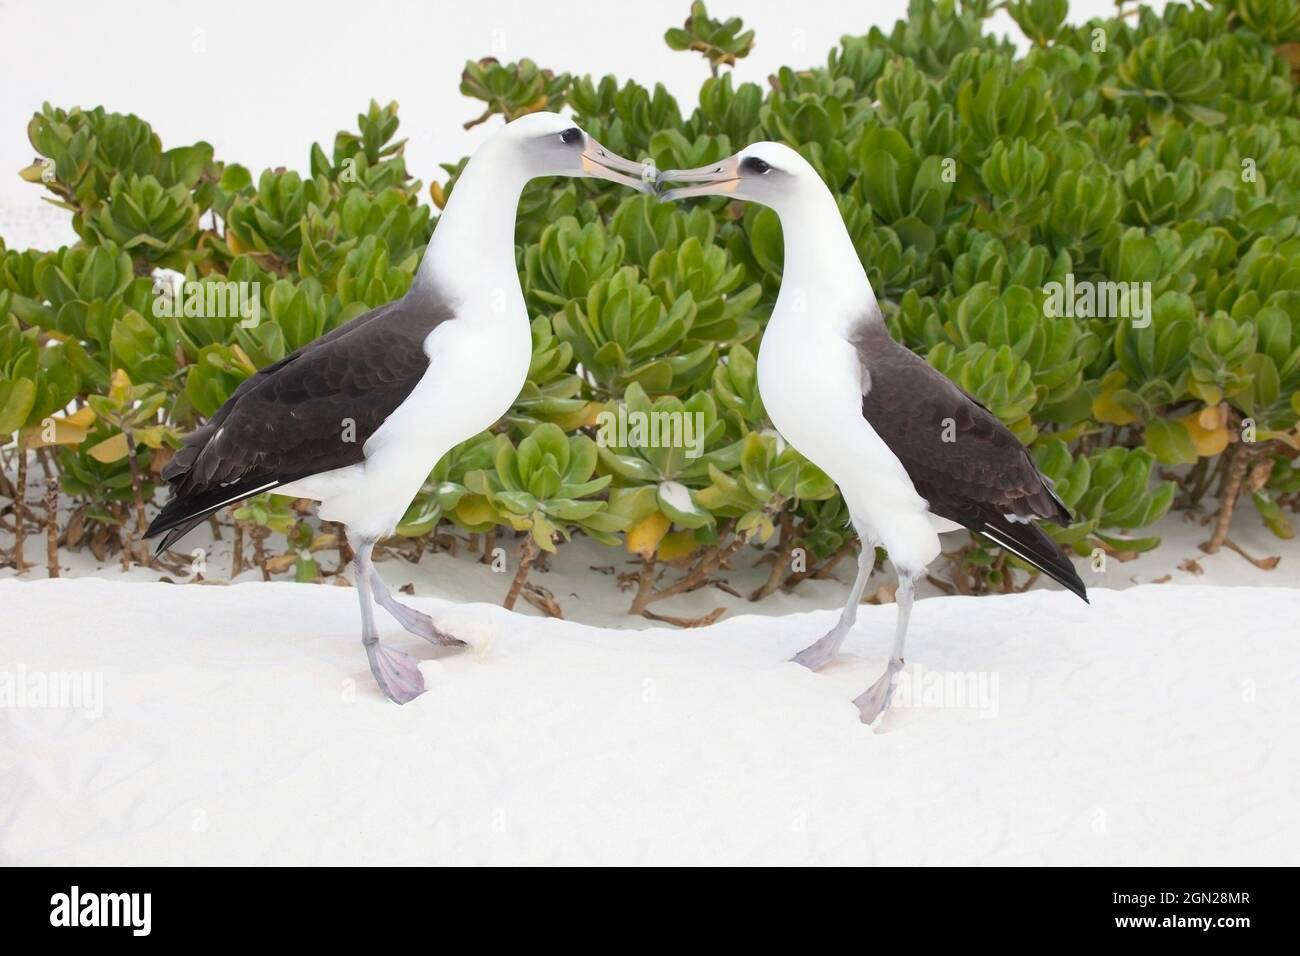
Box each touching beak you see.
[581,139,656,193]
[655,157,741,201]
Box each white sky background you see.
[1,0,1164,223]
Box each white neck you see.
[413,136,530,313]
[771,184,880,331]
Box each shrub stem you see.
[503,535,536,611]
[44,476,59,578]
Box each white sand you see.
[2,577,1296,865]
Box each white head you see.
[655,142,823,213]
[656,141,875,308]
[488,111,654,192]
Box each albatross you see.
[658,143,1087,724]
[146,112,651,704]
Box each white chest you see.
[380,309,531,456]
[757,312,864,453]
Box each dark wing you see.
[146,290,454,553]
[854,320,1086,602]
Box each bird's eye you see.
[560,127,583,146]
[741,156,772,175]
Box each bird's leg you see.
[791,544,875,671]
[368,565,465,647]
[354,539,426,704]
[853,569,915,725]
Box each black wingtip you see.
[1043,546,1089,605]
[1062,569,1090,604]
[142,474,288,559]
[978,520,1089,606]
[146,518,195,556]
[1046,539,1089,604]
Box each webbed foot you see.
[365,641,426,704]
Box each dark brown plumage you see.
[147,288,455,553]
[853,318,1087,601]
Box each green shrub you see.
[4,0,1299,609]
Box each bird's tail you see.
[977,515,1088,603]
[144,476,284,555]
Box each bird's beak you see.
[581,139,656,193]
[655,156,741,201]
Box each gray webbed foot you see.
[853,658,904,725]
[369,569,467,648]
[384,601,467,648]
[365,640,426,704]
[791,630,844,671]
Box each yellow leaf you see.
[454,495,498,529]
[547,401,605,432]
[66,406,97,429]
[18,161,48,183]
[1196,404,1228,431]
[626,511,670,559]
[580,402,607,428]
[229,344,258,375]
[1092,388,1138,426]
[21,415,90,448]
[108,368,133,404]
[134,425,169,449]
[307,533,338,552]
[88,431,130,463]
[656,530,698,562]
[264,553,297,574]
[429,181,446,209]
[1180,407,1230,458]
[532,519,558,553]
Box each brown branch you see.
[626,526,749,625]
[117,503,131,573]
[521,582,564,618]
[626,555,658,616]
[462,107,494,131]
[231,517,245,578]
[44,476,59,578]
[641,606,726,628]
[122,429,153,567]
[748,512,794,602]
[649,533,744,605]
[1202,441,1250,554]
[334,521,353,571]
[503,535,536,611]
[1184,455,1212,509]
[0,449,16,501]
[949,550,975,595]
[1222,537,1280,570]
[926,573,956,595]
[13,444,28,573]
[251,526,270,581]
